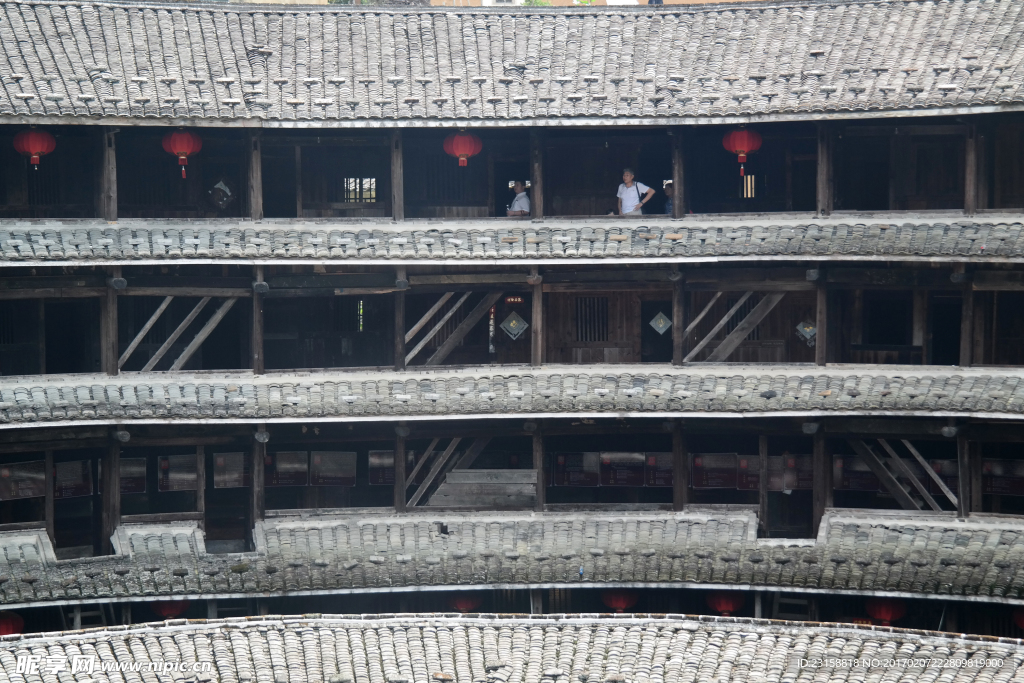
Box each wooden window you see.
[575,297,609,342]
[343,178,376,202]
[742,174,756,199]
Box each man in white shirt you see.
[617,168,655,216]
[507,181,531,216]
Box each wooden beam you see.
[100,267,120,376]
[425,291,504,366]
[247,132,263,221]
[877,439,942,511]
[406,291,471,365]
[100,128,117,221]
[250,428,266,531]
[295,146,303,218]
[408,437,462,507]
[849,439,920,510]
[672,424,688,511]
[682,291,722,341]
[452,437,492,470]
[812,432,831,534]
[101,442,120,555]
[816,282,828,366]
[901,439,957,507]
[44,450,54,545]
[406,292,454,344]
[531,267,543,366]
[252,266,265,375]
[816,122,833,217]
[169,298,238,371]
[533,432,545,511]
[682,291,752,362]
[391,130,404,221]
[122,287,251,298]
[394,267,407,371]
[705,292,785,362]
[394,432,407,512]
[758,435,768,536]
[119,296,173,369]
[530,130,544,218]
[956,434,970,518]
[405,437,440,488]
[959,285,974,366]
[970,440,983,514]
[671,130,684,218]
[142,297,211,371]
[964,123,978,217]
[672,275,684,365]
[195,445,206,530]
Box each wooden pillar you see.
[970,441,983,514]
[530,130,544,218]
[101,442,120,555]
[100,128,117,221]
[671,130,685,218]
[815,280,828,366]
[956,434,970,518]
[531,267,543,366]
[37,299,46,374]
[913,289,928,362]
[959,285,974,367]
[672,423,688,510]
[811,432,831,535]
[394,430,407,512]
[391,130,404,221]
[247,132,263,221]
[196,445,206,530]
[672,274,685,365]
[252,265,265,375]
[533,431,545,511]
[100,266,120,376]
[294,146,303,217]
[816,123,833,217]
[964,124,978,217]
[395,266,407,371]
[44,450,54,545]
[758,435,769,536]
[250,428,266,533]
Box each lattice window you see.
[575,297,609,342]
[343,178,376,202]
[427,299,466,348]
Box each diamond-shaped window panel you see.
[649,311,671,335]
[501,311,529,340]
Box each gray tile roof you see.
[3,365,1024,427]
[1,0,1023,125]
[7,509,1024,607]
[5,613,1022,683]
[1,217,1021,265]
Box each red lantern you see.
[448,594,483,613]
[443,132,483,167]
[721,128,763,176]
[0,612,24,635]
[601,590,639,613]
[151,600,190,619]
[865,598,906,626]
[706,591,745,616]
[162,130,203,179]
[1013,607,1024,631]
[13,129,56,169]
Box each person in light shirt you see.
[617,168,655,216]
[506,180,531,216]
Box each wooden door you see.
[546,292,641,363]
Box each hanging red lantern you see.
[448,594,483,613]
[151,600,190,619]
[13,129,56,169]
[1013,607,1024,631]
[0,612,24,635]
[865,598,906,626]
[162,130,203,179]
[443,132,483,167]
[721,128,762,176]
[706,591,745,616]
[601,590,639,613]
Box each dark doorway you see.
[640,300,673,362]
[930,293,962,365]
[493,160,530,217]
